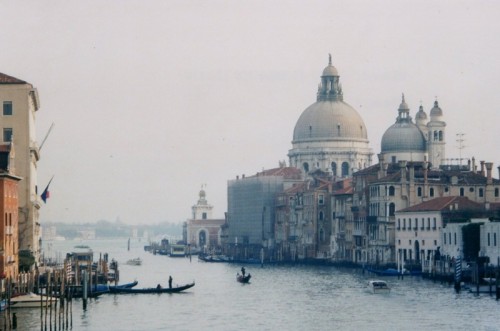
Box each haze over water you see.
[17,239,500,331]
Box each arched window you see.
[460,187,464,196]
[331,162,337,176]
[434,131,438,141]
[303,162,309,173]
[319,211,324,221]
[389,203,395,217]
[389,186,395,196]
[341,162,349,177]
[438,131,443,141]
[417,187,422,197]
[479,188,484,197]
[429,187,434,197]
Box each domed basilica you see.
[288,55,373,177]
[288,55,447,176]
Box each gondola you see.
[237,274,251,283]
[109,282,195,294]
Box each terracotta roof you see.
[253,167,302,179]
[333,186,353,195]
[0,72,26,84]
[398,196,483,213]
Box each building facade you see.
[0,72,41,263]
[0,143,21,279]
[225,166,302,259]
[185,187,225,252]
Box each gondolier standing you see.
[241,267,246,276]
[169,276,173,289]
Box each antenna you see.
[39,122,55,151]
[456,133,466,166]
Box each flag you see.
[41,176,54,203]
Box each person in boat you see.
[241,267,246,276]
[156,284,162,289]
[168,276,173,289]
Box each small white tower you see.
[427,100,446,168]
[191,185,213,220]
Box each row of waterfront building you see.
[185,56,500,270]
[1,55,499,284]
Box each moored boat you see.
[10,293,58,308]
[110,282,195,294]
[368,280,391,294]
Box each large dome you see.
[293,100,368,142]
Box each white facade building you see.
[288,55,372,177]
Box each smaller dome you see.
[322,65,339,76]
[430,100,443,118]
[415,105,427,121]
[399,94,409,111]
[322,53,339,76]
[381,122,426,153]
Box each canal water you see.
[15,238,500,331]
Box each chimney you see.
[472,157,476,172]
[486,162,493,184]
[480,161,485,176]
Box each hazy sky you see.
[1,1,499,225]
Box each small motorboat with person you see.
[368,280,391,294]
[126,257,142,266]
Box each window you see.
[389,203,395,217]
[318,194,324,205]
[488,233,490,246]
[433,218,436,229]
[389,186,395,196]
[319,211,324,221]
[3,128,12,142]
[202,212,207,220]
[443,233,446,244]
[303,162,309,173]
[331,162,337,176]
[3,101,12,115]
[479,188,484,197]
[454,233,457,245]
[391,156,396,163]
[397,219,400,230]
[495,233,497,246]
[417,187,422,197]
[341,162,349,177]
[429,187,434,197]
[469,187,474,193]
[496,188,499,197]
[460,188,464,196]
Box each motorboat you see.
[368,280,391,294]
[126,257,142,266]
[10,293,58,308]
